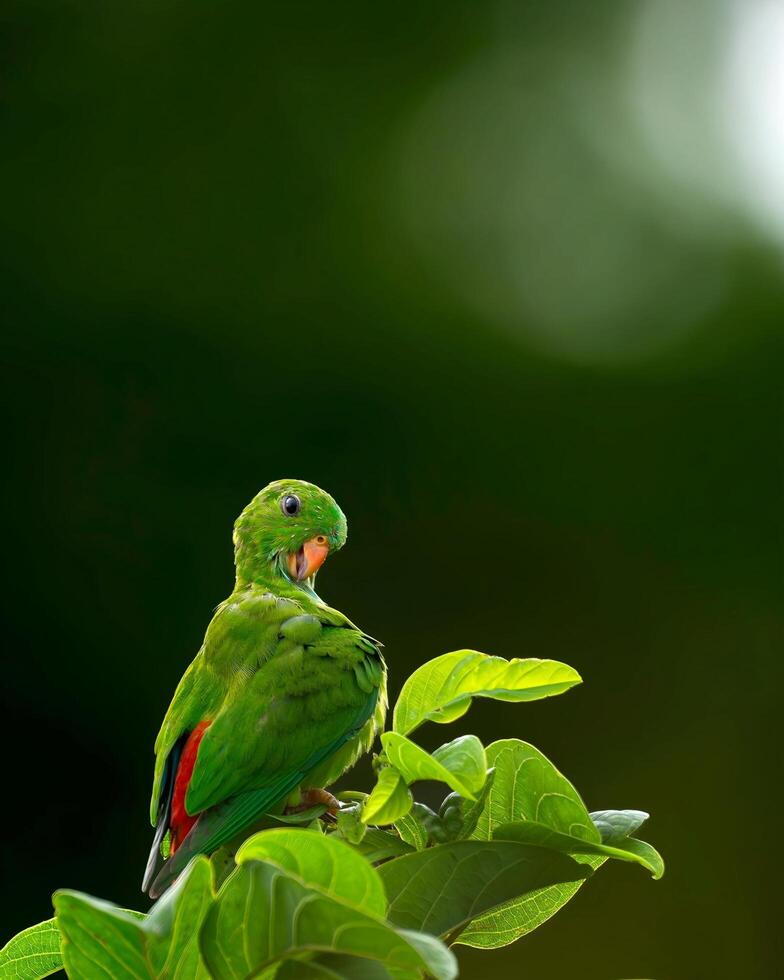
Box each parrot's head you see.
[233,479,348,590]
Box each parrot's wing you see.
[144,646,223,894]
[148,597,384,896]
[148,592,322,825]
[144,593,306,892]
[148,653,213,824]
[188,625,382,812]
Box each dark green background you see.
[1,3,780,978]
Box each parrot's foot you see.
[286,788,341,822]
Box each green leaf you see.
[453,769,495,840]
[469,739,599,843]
[456,857,605,949]
[54,895,150,979]
[590,809,649,843]
[348,827,415,863]
[236,828,387,918]
[145,856,214,977]
[400,803,449,846]
[459,738,599,948]
[494,821,664,878]
[382,733,487,799]
[335,791,368,804]
[392,650,581,736]
[0,909,149,980]
[54,856,213,979]
[457,741,664,946]
[336,805,368,845]
[200,860,457,980]
[0,918,62,980]
[379,840,591,938]
[276,953,399,978]
[394,808,429,851]
[266,805,328,825]
[362,767,413,825]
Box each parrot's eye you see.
[280,494,301,517]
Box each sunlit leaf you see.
[394,808,429,851]
[0,909,148,980]
[469,739,599,843]
[393,651,581,736]
[54,856,213,979]
[362,767,413,825]
[382,733,487,799]
[459,739,599,947]
[458,740,663,946]
[236,828,387,918]
[200,860,457,980]
[55,896,147,980]
[0,919,62,980]
[145,856,214,978]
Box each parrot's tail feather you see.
[142,737,184,894]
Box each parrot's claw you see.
[286,788,341,822]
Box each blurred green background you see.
[1,1,781,977]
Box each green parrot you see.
[142,480,387,898]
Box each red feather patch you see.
[170,720,211,852]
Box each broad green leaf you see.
[145,856,214,977]
[393,651,581,736]
[432,737,487,795]
[382,733,487,799]
[363,767,413,825]
[494,821,664,878]
[590,809,649,843]
[461,739,598,947]
[379,840,590,938]
[236,828,387,918]
[0,909,148,980]
[55,894,150,979]
[54,856,213,979]
[0,918,62,980]
[470,739,599,843]
[459,742,664,946]
[456,857,605,949]
[394,808,429,851]
[200,860,457,980]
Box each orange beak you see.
[287,535,330,581]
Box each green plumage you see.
[143,480,387,896]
